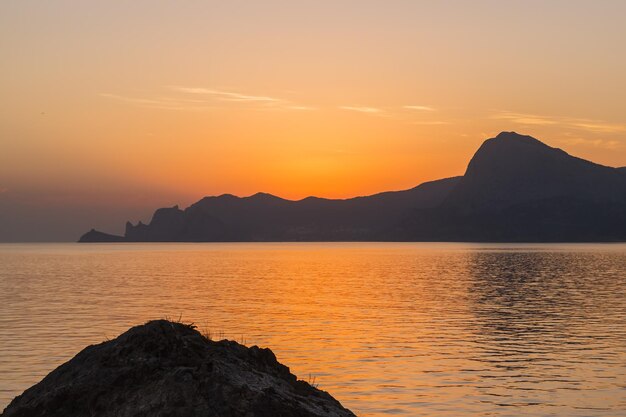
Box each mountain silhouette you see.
[402,132,626,241]
[445,132,626,211]
[80,132,626,243]
[85,178,459,242]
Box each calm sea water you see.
[0,243,625,416]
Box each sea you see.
[1,243,625,416]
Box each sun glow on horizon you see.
[1,1,626,240]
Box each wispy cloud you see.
[171,87,282,103]
[169,86,319,111]
[404,105,436,111]
[100,87,317,112]
[285,105,317,111]
[492,111,558,126]
[339,106,382,113]
[99,93,216,111]
[0,187,8,194]
[568,122,626,134]
[100,93,172,106]
[492,111,626,133]
[255,105,319,113]
[558,137,622,150]
[409,120,450,125]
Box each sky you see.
[1,0,626,241]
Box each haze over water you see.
[1,243,625,416]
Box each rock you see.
[2,320,356,417]
[78,229,124,243]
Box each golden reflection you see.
[1,243,625,415]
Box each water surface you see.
[1,243,625,416]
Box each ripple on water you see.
[0,242,625,416]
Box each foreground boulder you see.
[3,320,356,417]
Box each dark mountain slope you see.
[81,176,460,242]
[79,132,626,242]
[444,131,626,212]
[401,132,626,241]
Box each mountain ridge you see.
[80,132,626,243]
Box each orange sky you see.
[1,1,625,240]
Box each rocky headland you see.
[2,320,356,417]
[79,132,626,243]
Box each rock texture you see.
[2,320,356,417]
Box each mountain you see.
[80,132,626,242]
[81,177,460,242]
[444,132,626,211]
[401,132,626,241]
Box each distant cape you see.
[80,132,626,243]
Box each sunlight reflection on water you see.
[1,243,625,416]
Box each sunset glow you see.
[1,1,626,240]
[1,3,626,416]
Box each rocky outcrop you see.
[2,320,356,417]
[78,229,124,243]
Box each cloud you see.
[171,87,282,103]
[0,187,8,194]
[404,105,436,111]
[168,86,320,112]
[409,120,450,125]
[99,93,216,111]
[339,106,382,113]
[100,88,317,112]
[492,111,558,126]
[492,111,626,133]
[285,105,317,111]
[569,122,626,134]
[100,93,173,106]
[255,105,318,113]
[558,137,621,149]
